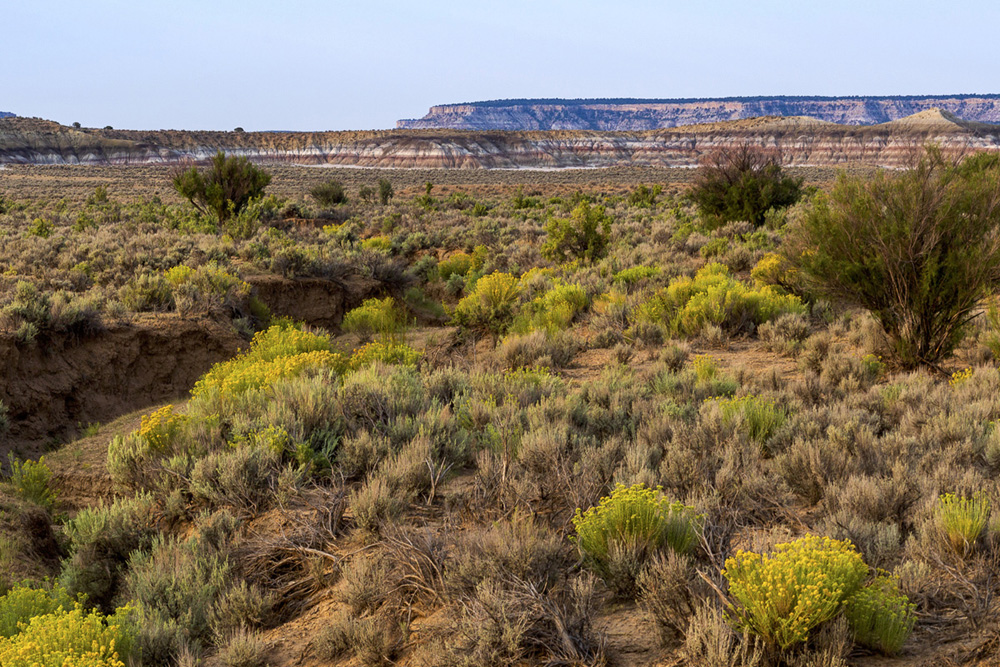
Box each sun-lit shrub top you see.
[164,262,250,297]
[572,483,703,572]
[635,263,805,337]
[935,491,991,556]
[844,574,916,656]
[438,252,475,279]
[714,394,788,446]
[0,603,134,667]
[751,252,799,290]
[512,281,588,335]
[0,584,73,639]
[5,454,56,512]
[137,404,187,453]
[349,339,422,370]
[360,235,392,253]
[613,265,661,285]
[192,325,342,400]
[723,535,867,648]
[452,272,522,334]
[342,297,407,337]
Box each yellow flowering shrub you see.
[0,604,133,667]
[192,325,344,401]
[844,574,916,656]
[0,584,73,638]
[572,483,703,583]
[723,535,867,648]
[751,252,800,291]
[936,491,991,557]
[949,367,974,387]
[452,271,522,335]
[137,404,187,453]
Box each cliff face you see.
[2,111,999,169]
[397,95,1000,130]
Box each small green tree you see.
[787,148,1000,368]
[172,151,271,221]
[377,178,394,205]
[541,202,612,264]
[310,179,347,207]
[690,143,802,227]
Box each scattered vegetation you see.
[3,157,1000,666]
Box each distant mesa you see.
[396,94,1000,130]
[1,109,999,169]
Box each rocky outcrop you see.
[397,95,1000,130]
[2,111,1000,169]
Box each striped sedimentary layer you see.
[1,111,998,169]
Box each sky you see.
[4,0,999,131]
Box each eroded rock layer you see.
[1,111,999,169]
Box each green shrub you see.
[119,273,174,312]
[452,272,522,336]
[935,491,991,557]
[438,252,475,279]
[636,263,805,337]
[613,266,660,285]
[626,184,662,208]
[723,535,867,648]
[690,143,802,227]
[714,395,787,447]
[349,339,421,370]
[787,149,1000,368]
[126,534,233,654]
[572,483,702,596]
[342,297,407,338]
[512,282,588,335]
[699,237,729,258]
[541,202,612,264]
[311,179,347,207]
[361,235,392,253]
[377,178,394,205]
[5,454,56,512]
[60,494,158,612]
[164,262,251,315]
[172,151,272,222]
[844,574,916,656]
[0,583,74,638]
[28,217,53,238]
[0,603,135,667]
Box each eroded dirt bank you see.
[0,275,382,458]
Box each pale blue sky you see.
[4,0,997,131]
